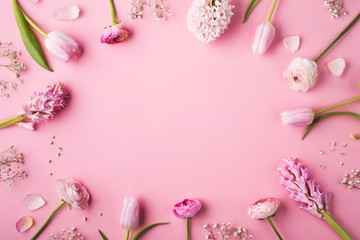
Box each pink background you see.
[1,0,360,239]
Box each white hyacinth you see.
[187,0,234,43]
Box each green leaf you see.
[131,222,169,240]
[302,111,360,140]
[243,0,261,23]
[10,0,53,72]
[98,229,109,240]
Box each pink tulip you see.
[248,198,280,220]
[281,107,315,127]
[173,199,201,219]
[100,24,129,44]
[252,21,275,55]
[120,197,139,230]
[45,31,82,62]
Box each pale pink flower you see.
[281,107,315,127]
[187,0,234,43]
[56,178,90,210]
[100,24,129,44]
[248,198,280,220]
[252,21,275,55]
[173,199,201,218]
[120,197,139,230]
[45,31,82,62]
[17,82,69,130]
[283,57,318,92]
[278,157,331,218]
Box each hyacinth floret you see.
[278,157,331,218]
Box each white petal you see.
[16,216,33,232]
[27,0,39,3]
[24,194,46,210]
[327,58,345,76]
[53,6,80,20]
[283,36,300,52]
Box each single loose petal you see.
[27,0,39,3]
[327,58,345,76]
[283,36,300,52]
[24,194,46,210]
[16,216,33,232]
[53,6,80,20]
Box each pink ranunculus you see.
[252,21,275,55]
[56,178,90,210]
[100,24,129,44]
[283,57,318,92]
[248,198,280,220]
[173,199,201,219]
[120,197,139,230]
[281,107,315,127]
[45,31,82,63]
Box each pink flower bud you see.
[252,21,275,55]
[120,197,139,230]
[45,31,82,63]
[56,178,90,210]
[100,24,129,44]
[248,198,280,220]
[281,107,315,127]
[173,199,201,219]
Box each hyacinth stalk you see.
[278,158,353,240]
[0,82,68,130]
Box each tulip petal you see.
[53,6,80,20]
[16,216,33,232]
[27,0,39,3]
[327,58,345,76]
[24,194,46,210]
[283,36,300,52]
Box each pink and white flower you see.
[45,31,82,62]
[120,196,139,230]
[100,24,129,44]
[248,198,280,220]
[173,198,201,218]
[252,21,275,55]
[281,108,315,127]
[56,178,90,210]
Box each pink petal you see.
[24,194,46,210]
[283,36,300,52]
[16,216,33,232]
[327,58,345,76]
[53,6,80,20]
[349,133,360,140]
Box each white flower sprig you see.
[340,169,360,190]
[49,227,83,240]
[203,222,253,240]
[0,146,26,186]
[130,0,170,20]
[324,0,348,19]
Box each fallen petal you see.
[53,5,80,20]
[27,0,39,3]
[16,216,33,232]
[327,58,345,76]
[283,36,300,52]
[24,194,46,210]
[349,133,360,140]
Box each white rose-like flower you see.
[283,57,318,92]
[187,0,234,43]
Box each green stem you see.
[267,0,278,22]
[315,97,360,114]
[187,218,190,240]
[108,0,117,25]
[314,13,360,62]
[0,115,27,129]
[20,9,47,38]
[126,230,130,240]
[267,217,283,240]
[31,201,66,240]
[320,210,353,240]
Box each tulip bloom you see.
[45,31,82,62]
[281,108,315,127]
[120,197,139,240]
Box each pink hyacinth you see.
[17,82,69,130]
[278,157,331,218]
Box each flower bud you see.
[45,31,82,62]
[248,198,280,220]
[120,197,139,230]
[100,24,129,44]
[281,108,315,127]
[252,21,275,55]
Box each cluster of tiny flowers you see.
[187,0,234,43]
[340,169,360,190]
[17,82,69,130]
[49,228,83,240]
[0,146,26,187]
[203,222,253,240]
[278,157,331,218]
[324,0,348,18]
[0,42,26,97]
[129,0,170,20]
